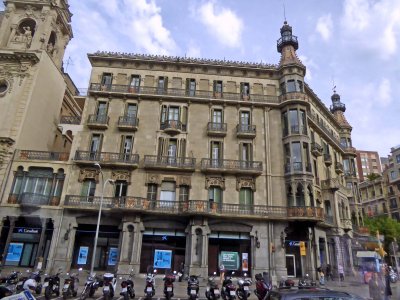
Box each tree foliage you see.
[366,173,381,181]
[364,216,400,249]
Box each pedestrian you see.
[317,267,325,286]
[369,272,384,300]
[338,264,344,282]
[219,263,225,285]
[383,265,392,300]
[326,263,333,281]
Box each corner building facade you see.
[1,17,360,280]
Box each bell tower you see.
[0,0,73,69]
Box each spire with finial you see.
[330,86,346,113]
[277,21,299,53]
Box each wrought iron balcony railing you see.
[201,158,262,173]
[60,116,81,124]
[207,122,227,132]
[118,115,139,128]
[88,83,280,104]
[17,150,69,161]
[144,155,196,169]
[160,120,187,132]
[87,114,109,127]
[236,124,256,134]
[74,151,139,165]
[64,196,324,221]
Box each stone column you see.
[1,217,15,265]
[187,223,209,278]
[117,222,135,275]
[45,212,63,273]
[35,218,48,269]
[51,216,77,272]
[130,221,144,274]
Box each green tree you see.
[364,216,400,250]
[366,173,381,181]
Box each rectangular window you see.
[179,186,189,202]
[186,79,196,96]
[121,136,133,157]
[396,154,400,164]
[240,82,250,98]
[101,73,112,90]
[114,181,127,197]
[239,188,253,209]
[240,111,251,125]
[212,109,223,123]
[157,77,168,94]
[160,182,176,206]
[296,80,303,92]
[90,134,102,154]
[126,103,137,117]
[299,110,307,134]
[96,102,107,116]
[168,106,179,121]
[287,80,296,92]
[214,80,223,96]
[147,184,157,201]
[340,137,347,148]
[289,109,299,134]
[129,75,140,91]
[292,142,302,171]
[280,82,286,95]
[208,187,222,203]
[81,179,96,197]
[282,111,288,136]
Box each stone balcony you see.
[201,158,262,175]
[16,150,69,161]
[236,124,256,139]
[144,155,196,171]
[207,122,227,137]
[117,115,139,131]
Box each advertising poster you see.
[242,253,249,271]
[108,247,118,265]
[6,243,23,262]
[77,246,89,265]
[219,251,239,270]
[153,249,172,268]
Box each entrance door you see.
[286,254,296,277]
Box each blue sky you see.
[2,0,399,157]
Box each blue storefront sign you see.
[108,247,118,265]
[77,246,89,265]
[6,243,23,262]
[153,249,172,268]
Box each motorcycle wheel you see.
[80,288,89,300]
[123,293,129,300]
[103,294,110,300]
[63,292,68,300]
[45,286,52,300]
[129,291,135,299]
[36,286,42,295]
[73,291,78,297]
[89,288,95,297]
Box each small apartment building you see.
[384,145,400,220]
[359,178,389,217]
[355,150,383,182]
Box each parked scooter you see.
[205,272,220,300]
[62,272,79,299]
[0,271,20,294]
[120,271,135,300]
[187,274,200,300]
[163,270,176,300]
[236,273,252,300]
[254,273,271,300]
[144,269,156,300]
[80,272,103,300]
[102,273,117,300]
[43,269,62,300]
[221,272,236,300]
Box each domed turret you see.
[330,91,346,113]
[277,21,299,53]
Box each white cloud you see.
[186,40,202,58]
[377,78,392,107]
[196,1,243,48]
[340,0,400,58]
[316,14,333,41]
[298,55,318,82]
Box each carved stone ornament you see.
[78,168,100,183]
[25,5,37,18]
[205,176,225,190]
[177,176,191,187]
[146,173,161,185]
[236,177,256,191]
[111,170,131,184]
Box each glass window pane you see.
[292,142,302,163]
[287,80,296,92]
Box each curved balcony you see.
[160,120,186,135]
[87,114,109,129]
[207,122,227,137]
[144,155,195,171]
[74,151,139,168]
[118,115,139,131]
[236,124,256,139]
[321,178,340,191]
[201,158,262,175]
[8,193,60,206]
[278,91,308,103]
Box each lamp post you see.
[90,163,114,275]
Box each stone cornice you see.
[0,137,15,145]
[88,51,278,71]
[0,51,40,64]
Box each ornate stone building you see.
[0,2,361,280]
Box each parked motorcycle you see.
[43,269,62,300]
[205,272,220,300]
[0,286,13,299]
[389,266,398,283]
[80,272,103,300]
[103,273,117,300]
[62,272,79,299]
[144,269,156,300]
[298,274,316,289]
[163,270,176,300]
[120,271,135,300]
[187,274,200,300]
[18,270,42,295]
[221,272,236,300]
[236,273,251,300]
[0,271,20,294]
[254,273,271,300]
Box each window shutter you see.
[158,137,164,157]
[180,139,186,157]
[180,106,188,125]
[161,105,167,123]
[164,77,168,90]
[186,78,190,94]
[213,80,217,92]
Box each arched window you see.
[296,184,305,206]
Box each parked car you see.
[265,287,364,300]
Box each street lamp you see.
[90,163,114,275]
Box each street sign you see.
[300,241,306,256]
